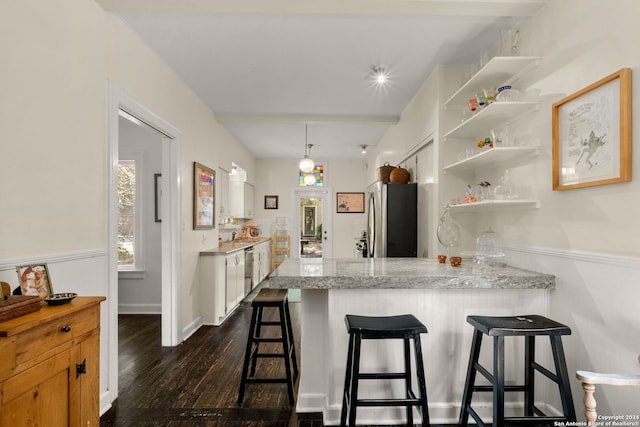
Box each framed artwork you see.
[154,173,162,223]
[264,195,278,210]
[193,162,215,229]
[552,68,632,190]
[336,192,365,213]
[302,205,316,237]
[16,263,53,298]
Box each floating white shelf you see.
[449,199,540,211]
[444,147,539,174]
[444,102,539,141]
[445,56,541,107]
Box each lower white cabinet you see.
[252,241,272,289]
[225,252,245,313]
[199,250,245,326]
[199,240,271,326]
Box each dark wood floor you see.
[100,297,323,427]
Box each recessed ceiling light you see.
[371,65,388,85]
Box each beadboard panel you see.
[505,245,640,418]
[298,287,550,424]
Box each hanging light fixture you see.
[299,124,315,173]
[302,143,316,186]
[360,144,367,154]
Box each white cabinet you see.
[229,181,255,218]
[225,251,245,314]
[252,241,272,288]
[442,56,541,211]
[199,250,245,326]
[218,167,230,218]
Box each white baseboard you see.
[118,303,161,314]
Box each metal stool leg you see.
[284,299,299,380]
[413,334,430,427]
[348,334,362,427]
[493,335,505,427]
[524,336,535,416]
[459,328,483,426]
[551,335,577,420]
[238,305,259,405]
[340,332,356,427]
[403,338,414,426]
[278,304,295,406]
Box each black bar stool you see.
[340,314,430,427]
[459,315,576,427]
[238,288,298,406]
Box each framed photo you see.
[16,263,53,298]
[336,192,365,213]
[552,68,632,190]
[193,162,215,229]
[264,195,278,210]
[302,205,317,237]
[154,173,162,223]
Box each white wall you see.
[0,0,255,413]
[254,159,368,259]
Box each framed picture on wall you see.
[193,162,215,229]
[552,68,632,190]
[336,192,365,213]
[16,263,53,298]
[264,195,278,210]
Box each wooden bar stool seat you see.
[459,314,576,427]
[238,288,298,406]
[340,314,430,427]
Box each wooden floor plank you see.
[100,299,322,426]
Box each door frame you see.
[291,187,333,258]
[107,83,183,403]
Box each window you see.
[118,157,143,270]
[299,163,325,187]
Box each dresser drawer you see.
[15,304,99,366]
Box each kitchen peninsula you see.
[269,258,556,425]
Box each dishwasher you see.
[244,247,254,294]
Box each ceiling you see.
[96,0,546,161]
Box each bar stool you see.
[340,314,430,427]
[459,315,576,427]
[238,288,298,406]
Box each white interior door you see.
[291,188,333,258]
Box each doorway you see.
[300,197,322,257]
[106,84,182,407]
[291,188,333,258]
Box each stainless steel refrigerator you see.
[366,182,417,257]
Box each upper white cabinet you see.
[230,181,255,218]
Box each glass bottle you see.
[437,206,461,256]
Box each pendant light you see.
[299,124,315,173]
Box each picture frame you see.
[302,205,317,237]
[552,68,632,190]
[264,195,279,210]
[336,192,365,213]
[193,162,215,229]
[16,263,53,298]
[154,173,162,223]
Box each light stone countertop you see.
[200,237,272,256]
[268,258,555,290]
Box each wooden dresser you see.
[0,296,105,427]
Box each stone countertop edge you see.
[200,237,272,256]
[268,258,555,290]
